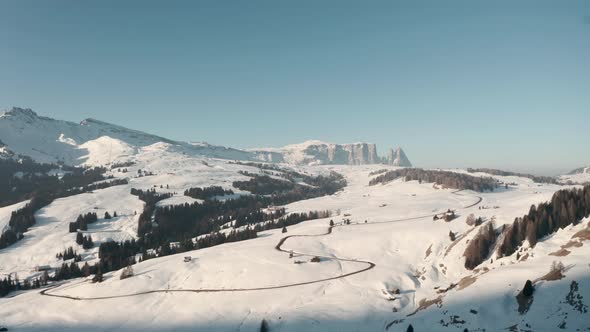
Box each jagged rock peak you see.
[252,141,412,167]
[387,147,412,167]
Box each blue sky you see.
[1,1,588,174]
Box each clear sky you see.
[1,1,588,175]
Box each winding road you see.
[40,190,482,301]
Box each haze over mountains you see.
[0,107,411,168]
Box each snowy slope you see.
[0,108,253,166]
[560,166,590,184]
[0,200,30,233]
[567,166,590,175]
[1,156,588,331]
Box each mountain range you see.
[0,107,412,167]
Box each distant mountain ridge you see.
[0,107,412,167]
[251,141,412,167]
[567,166,590,175]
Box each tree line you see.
[0,273,49,297]
[466,168,558,185]
[52,261,95,281]
[233,172,346,206]
[131,188,173,236]
[184,186,234,200]
[369,169,389,176]
[3,205,333,293]
[369,168,499,192]
[56,246,82,262]
[148,195,282,246]
[0,159,128,250]
[0,192,53,249]
[98,209,330,271]
[463,222,497,269]
[230,162,347,196]
[498,185,590,258]
[464,185,590,269]
[68,212,98,232]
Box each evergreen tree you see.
[76,232,84,245]
[92,265,103,283]
[522,280,534,297]
[81,262,91,277]
[82,235,94,249]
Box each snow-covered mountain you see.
[0,107,253,166]
[251,140,412,166]
[567,166,590,175]
[0,108,413,168]
[560,166,590,184]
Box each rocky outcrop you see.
[252,141,411,167]
[387,147,412,167]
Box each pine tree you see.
[81,262,91,277]
[83,235,94,249]
[76,232,84,245]
[282,226,287,233]
[522,280,534,297]
[93,265,103,283]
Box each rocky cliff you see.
[252,141,411,166]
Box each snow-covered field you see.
[1,152,589,331]
[560,171,590,185]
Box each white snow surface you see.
[560,172,590,185]
[0,151,588,331]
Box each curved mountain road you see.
[40,190,482,301]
